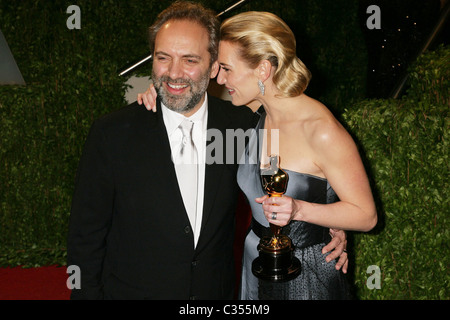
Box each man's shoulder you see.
[208,95,247,112]
[93,102,156,131]
[98,101,146,121]
[208,95,254,124]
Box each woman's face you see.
[217,41,259,106]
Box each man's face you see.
[152,19,219,116]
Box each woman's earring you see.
[258,80,265,96]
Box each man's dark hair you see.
[148,1,219,66]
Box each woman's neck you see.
[259,93,308,127]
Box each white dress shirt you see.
[161,95,208,248]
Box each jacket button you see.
[184,226,191,234]
[192,260,199,267]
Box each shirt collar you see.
[161,94,208,137]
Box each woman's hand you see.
[255,195,302,227]
[137,84,158,112]
[255,195,349,273]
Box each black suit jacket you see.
[67,95,254,299]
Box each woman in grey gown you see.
[215,11,377,300]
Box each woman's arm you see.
[256,119,377,232]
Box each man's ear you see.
[210,61,220,79]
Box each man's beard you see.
[152,69,211,114]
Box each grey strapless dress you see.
[237,111,351,300]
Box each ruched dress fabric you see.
[238,111,351,300]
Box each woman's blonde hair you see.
[220,11,311,97]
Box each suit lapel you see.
[143,100,190,226]
[200,99,232,233]
[144,98,233,249]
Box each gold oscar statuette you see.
[252,155,301,282]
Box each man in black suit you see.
[67,1,347,300]
[67,1,254,300]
